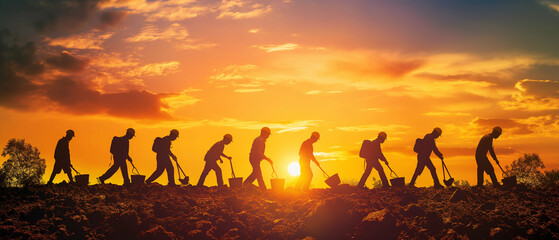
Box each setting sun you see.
[288,162,300,177]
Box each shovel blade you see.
[444,178,454,187]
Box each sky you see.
[1,0,559,187]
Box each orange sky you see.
[1,0,559,187]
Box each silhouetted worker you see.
[98,128,135,185]
[476,126,502,187]
[47,130,75,184]
[197,134,233,187]
[295,132,321,190]
[146,129,179,186]
[244,127,273,190]
[357,132,390,188]
[409,128,444,188]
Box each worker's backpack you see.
[152,137,163,153]
[359,140,373,159]
[413,138,424,153]
[110,136,126,155]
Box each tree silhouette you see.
[505,153,544,185]
[0,139,46,187]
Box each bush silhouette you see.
[0,139,46,187]
[505,153,544,185]
[538,169,559,187]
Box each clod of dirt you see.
[358,209,398,239]
[424,211,444,233]
[449,189,469,202]
[404,204,425,218]
[303,197,352,239]
[138,225,176,240]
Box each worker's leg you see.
[357,161,373,188]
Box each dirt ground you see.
[0,183,557,239]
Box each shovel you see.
[386,164,405,187]
[318,165,340,188]
[441,159,454,187]
[496,162,517,187]
[71,166,89,186]
[129,162,145,185]
[228,157,243,188]
[174,159,190,185]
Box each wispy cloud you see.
[424,112,471,116]
[217,0,272,19]
[305,90,343,95]
[208,118,321,133]
[234,88,264,93]
[125,23,188,42]
[337,124,410,133]
[254,43,299,52]
[499,79,559,111]
[45,32,114,50]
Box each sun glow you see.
[288,161,300,176]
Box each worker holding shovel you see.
[358,132,390,188]
[244,127,273,190]
[409,128,444,188]
[98,128,135,185]
[197,134,233,187]
[146,129,179,186]
[295,132,321,190]
[47,130,76,185]
[475,127,502,187]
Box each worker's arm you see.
[489,143,498,164]
[433,143,444,160]
[127,155,133,162]
[170,151,177,160]
[312,154,320,166]
[379,149,388,164]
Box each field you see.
[0,183,558,239]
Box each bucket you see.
[270,178,285,191]
[502,176,517,187]
[324,173,341,188]
[390,177,405,187]
[131,175,145,185]
[229,177,243,188]
[75,174,89,186]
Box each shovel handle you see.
[441,160,453,178]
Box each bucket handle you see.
[70,165,81,175]
[229,157,236,178]
[441,159,453,179]
[130,162,141,175]
[317,165,330,178]
[271,165,279,179]
[496,162,508,178]
[386,164,399,178]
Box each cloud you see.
[441,147,517,158]
[305,90,343,95]
[130,61,181,77]
[254,43,300,52]
[217,0,272,19]
[45,51,90,72]
[160,89,201,114]
[315,150,355,162]
[337,124,410,133]
[44,78,172,119]
[98,10,129,30]
[208,118,321,133]
[470,117,533,135]
[424,112,471,117]
[176,41,217,50]
[45,32,114,50]
[0,34,44,109]
[210,64,259,81]
[249,28,260,33]
[125,23,188,42]
[234,89,264,93]
[500,79,559,111]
